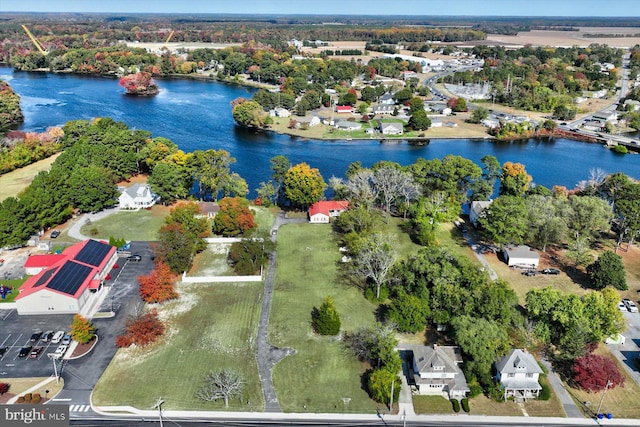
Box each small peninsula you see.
[0,79,24,129]
[119,72,159,96]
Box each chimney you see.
[523,348,527,353]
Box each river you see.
[2,67,639,196]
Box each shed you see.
[504,245,539,268]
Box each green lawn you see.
[79,205,171,241]
[250,206,276,234]
[413,395,455,414]
[270,223,379,413]
[0,277,28,303]
[92,281,264,411]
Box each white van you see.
[53,345,67,358]
[51,331,65,344]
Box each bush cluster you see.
[451,398,460,412]
[16,393,42,404]
[461,398,470,412]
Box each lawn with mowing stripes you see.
[270,223,379,413]
[93,281,264,411]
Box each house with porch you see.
[308,200,349,223]
[404,344,470,400]
[118,183,159,209]
[380,122,404,135]
[495,349,543,401]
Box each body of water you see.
[2,67,639,196]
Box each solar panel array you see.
[46,261,93,296]
[34,267,59,288]
[75,239,112,267]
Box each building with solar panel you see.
[16,239,118,315]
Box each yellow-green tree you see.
[499,161,532,196]
[283,162,326,209]
[70,314,96,344]
[232,100,266,128]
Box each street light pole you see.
[595,380,612,419]
[154,397,165,427]
[389,379,395,413]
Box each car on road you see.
[30,331,42,342]
[53,345,67,358]
[19,346,32,357]
[51,331,65,344]
[618,301,628,311]
[61,334,72,345]
[126,254,142,262]
[29,346,43,358]
[42,331,54,342]
[541,268,560,275]
[522,270,537,276]
[50,230,61,238]
[623,298,638,313]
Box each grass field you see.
[563,345,640,419]
[250,206,277,234]
[412,395,455,414]
[92,281,264,411]
[0,154,60,202]
[270,223,379,413]
[79,205,171,241]
[0,277,28,303]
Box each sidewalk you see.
[540,357,584,418]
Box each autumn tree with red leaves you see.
[138,261,179,304]
[212,197,256,237]
[573,352,624,392]
[115,309,165,348]
[119,72,159,96]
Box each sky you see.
[1,0,639,17]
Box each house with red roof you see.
[24,254,67,275]
[335,105,354,114]
[16,239,117,315]
[308,201,349,223]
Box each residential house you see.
[197,202,220,219]
[297,116,321,128]
[379,122,404,135]
[592,111,618,124]
[623,99,640,111]
[503,245,539,268]
[335,121,362,131]
[269,107,291,118]
[379,93,395,105]
[16,239,117,315]
[495,349,543,401]
[373,105,396,115]
[469,200,492,227]
[118,183,159,209]
[401,70,417,80]
[405,344,470,399]
[582,120,603,131]
[335,105,354,114]
[431,104,452,115]
[308,201,349,223]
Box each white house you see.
[592,111,618,124]
[405,344,470,399]
[504,245,540,269]
[16,239,117,315]
[308,201,349,223]
[335,121,362,131]
[118,183,159,209]
[469,200,492,227]
[269,107,291,118]
[297,116,321,128]
[624,99,640,111]
[379,93,395,105]
[495,349,543,401]
[373,105,395,115]
[380,122,404,135]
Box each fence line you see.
[181,272,262,283]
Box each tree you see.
[566,195,613,241]
[119,72,158,95]
[165,202,210,252]
[408,109,431,131]
[373,165,414,223]
[553,104,577,121]
[573,353,624,392]
[0,382,9,395]
[312,296,342,335]
[270,155,291,206]
[212,197,256,237]
[565,235,594,269]
[68,165,119,212]
[138,261,179,303]
[70,314,96,344]
[388,292,430,333]
[478,196,528,247]
[157,222,196,274]
[471,155,501,201]
[115,309,165,348]
[525,195,568,251]
[393,88,412,104]
[283,162,326,209]
[232,100,266,128]
[351,233,398,299]
[255,181,276,207]
[228,232,273,275]
[368,368,401,404]
[587,250,627,290]
[148,162,188,203]
[469,107,489,124]
[409,97,425,114]
[195,369,245,407]
[499,162,531,196]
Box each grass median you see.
[270,223,379,413]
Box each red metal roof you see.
[309,200,349,217]
[24,254,66,268]
[336,105,353,112]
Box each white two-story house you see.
[406,344,470,400]
[495,348,543,401]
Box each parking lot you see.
[0,241,154,380]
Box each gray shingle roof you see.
[496,349,543,375]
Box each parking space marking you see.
[0,334,11,347]
[1,309,13,320]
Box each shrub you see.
[489,384,504,402]
[0,382,9,395]
[70,314,96,344]
[467,379,483,398]
[16,396,25,404]
[31,393,41,404]
[451,398,460,412]
[612,145,628,154]
[364,285,388,302]
[461,398,470,412]
[573,352,624,392]
[24,393,31,401]
[115,309,165,348]
[539,380,551,401]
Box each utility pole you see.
[389,379,395,412]
[48,354,60,384]
[595,380,612,419]
[154,397,165,427]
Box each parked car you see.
[61,334,72,345]
[541,268,560,275]
[30,331,42,342]
[0,346,8,357]
[51,331,65,344]
[53,345,67,358]
[127,254,142,262]
[19,346,32,357]
[29,346,43,358]
[618,301,628,311]
[522,270,537,276]
[42,331,54,342]
[623,298,638,313]
[50,230,61,238]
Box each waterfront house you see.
[379,122,404,135]
[335,121,362,131]
[469,200,492,227]
[309,201,349,223]
[118,183,159,210]
[495,349,543,401]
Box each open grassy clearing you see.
[0,154,60,202]
[270,223,378,413]
[563,345,640,419]
[93,281,264,411]
[466,395,524,416]
[250,206,276,234]
[80,205,171,241]
[189,243,234,276]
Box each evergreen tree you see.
[312,296,341,335]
